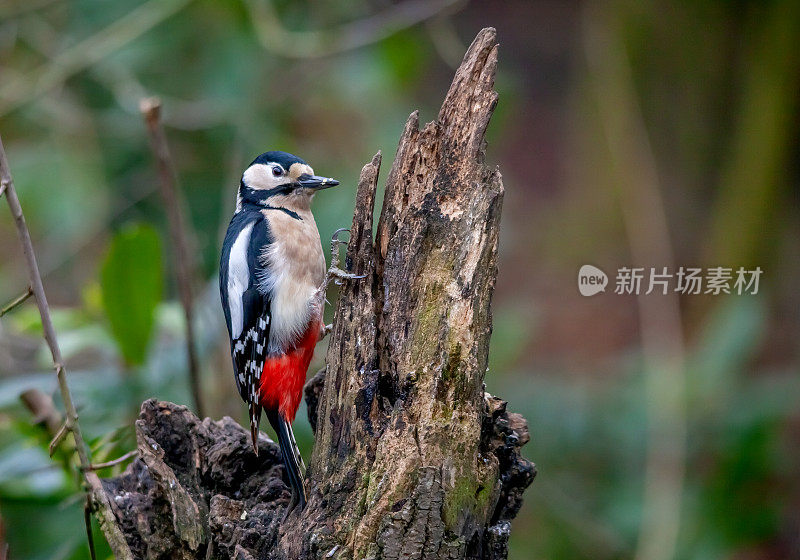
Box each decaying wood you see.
[102,27,534,559]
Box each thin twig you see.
[20,388,71,457]
[49,422,69,457]
[140,97,205,417]
[248,0,466,58]
[84,450,139,471]
[0,131,134,559]
[0,286,33,317]
[0,0,191,117]
[0,143,90,469]
[85,498,97,560]
[93,61,230,131]
[20,388,63,435]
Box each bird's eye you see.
[272,167,283,177]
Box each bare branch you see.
[49,422,69,457]
[85,498,97,560]
[20,388,63,435]
[140,97,205,418]
[84,450,139,472]
[0,141,90,468]
[0,131,133,559]
[0,286,32,317]
[248,0,466,58]
[0,0,191,117]
[20,389,72,457]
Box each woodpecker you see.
[219,150,346,516]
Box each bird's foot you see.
[328,266,366,283]
[319,228,366,294]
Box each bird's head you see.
[237,150,339,211]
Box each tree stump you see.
[99,27,534,560]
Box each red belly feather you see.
[258,318,320,422]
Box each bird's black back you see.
[219,208,273,403]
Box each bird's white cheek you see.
[242,164,284,190]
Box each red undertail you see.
[258,319,320,422]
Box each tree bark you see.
[101,27,534,560]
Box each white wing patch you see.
[227,221,255,339]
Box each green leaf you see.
[100,224,163,366]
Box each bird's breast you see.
[259,209,325,354]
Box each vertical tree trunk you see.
[101,27,534,560]
[284,27,531,559]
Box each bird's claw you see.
[329,266,367,283]
[319,228,366,294]
[328,228,350,269]
[331,227,350,240]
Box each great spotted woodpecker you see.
[219,150,350,515]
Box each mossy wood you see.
[100,27,534,560]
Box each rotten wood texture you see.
[290,26,529,560]
[102,27,534,559]
[103,394,531,559]
[103,400,290,559]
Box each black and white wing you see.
[219,211,273,451]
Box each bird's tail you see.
[267,408,307,516]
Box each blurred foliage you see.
[0,1,798,559]
[100,224,163,366]
[502,298,799,560]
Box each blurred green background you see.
[1,0,799,559]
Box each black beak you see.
[297,173,339,190]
